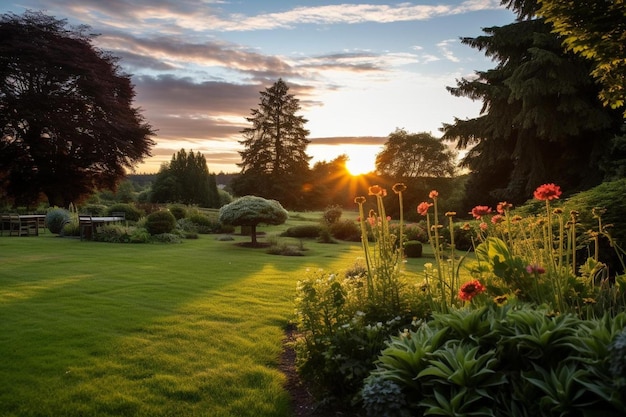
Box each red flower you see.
[417,202,433,216]
[491,214,504,224]
[533,183,562,201]
[479,222,488,231]
[470,205,492,219]
[497,201,512,214]
[429,190,439,199]
[459,280,486,301]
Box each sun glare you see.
[345,148,377,176]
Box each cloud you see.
[34,0,503,33]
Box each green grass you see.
[0,219,432,417]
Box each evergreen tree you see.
[150,149,219,207]
[441,1,624,209]
[232,79,311,209]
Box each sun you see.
[345,151,377,176]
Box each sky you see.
[1,1,517,174]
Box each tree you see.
[537,0,626,116]
[375,129,457,179]
[217,195,288,246]
[231,79,311,209]
[150,149,220,207]
[0,11,155,207]
[441,2,624,209]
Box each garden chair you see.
[79,215,94,240]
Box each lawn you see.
[0,217,432,417]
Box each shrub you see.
[363,307,626,417]
[94,225,131,243]
[168,205,187,220]
[62,221,80,237]
[145,210,177,235]
[281,224,322,238]
[151,233,182,243]
[317,227,337,244]
[323,205,343,225]
[329,219,360,241]
[404,240,423,258]
[106,203,143,222]
[404,222,428,243]
[80,204,107,216]
[45,208,70,234]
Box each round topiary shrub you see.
[168,205,187,220]
[404,240,423,258]
[145,210,177,235]
[46,208,71,234]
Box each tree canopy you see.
[150,149,220,207]
[0,11,155,207]
[231,79,311,209]
[218,195,288,245]
[537,0,626,116]
[441,4,624,208]
[375,129,457,179]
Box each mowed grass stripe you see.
[0,233,363,416]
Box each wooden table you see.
[0,214,45,236]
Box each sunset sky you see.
[1,1,516,174]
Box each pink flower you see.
[459,280,486,301]
[470,205,492,220]
[526,264,546,274]
[429,190,439,199]
[533,183,562,201]
[479,222,488,231]
[417,202,433,216]
[491,214,504,224]
[367,216,376,227]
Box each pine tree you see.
[232,79,311,209]
[441,1,624,208]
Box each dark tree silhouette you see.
[0,11,155,207]
[231,79,311,209]
[376,129,457,179]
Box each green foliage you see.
[45,207,70,234]
[81,204,107,216]
[106,203,143,222]
[404,241,423,258]
[61,220,80,237]
[329,219,360,241]
[442,14,623,207]
[168,204,187,220]
[94,225,132,243]
[323,205,342,225]
[145,210,177,235]
[150,149,220,208]
[218,196,288,244]
[365,306,626,416]
[281,224,322,238]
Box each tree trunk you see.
[250,224,257,245]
